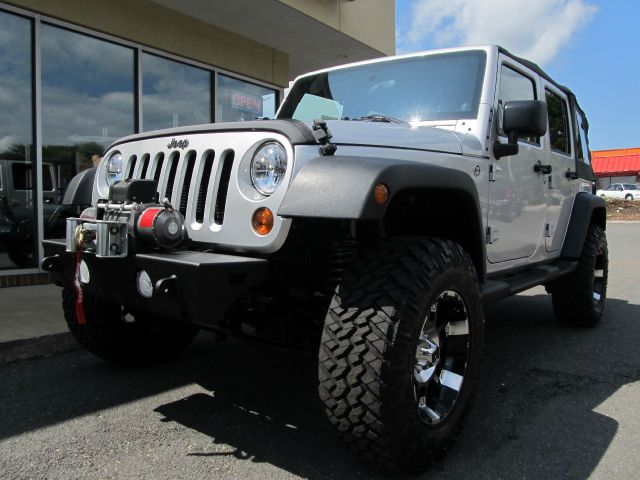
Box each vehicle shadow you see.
[153,293,640,479]
[1,293,639,479]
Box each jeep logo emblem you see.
[167,138,189,150]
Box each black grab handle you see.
[534,161,552,174]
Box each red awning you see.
[592,148,640,177]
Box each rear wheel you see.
[62,284,199,365]
[318,237,484,473]
[551,225,608,327]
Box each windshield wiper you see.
[351,114,408,125]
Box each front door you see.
[487,58,547,263]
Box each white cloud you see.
[0,135,18,152]
[403,0,597,65]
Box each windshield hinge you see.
[312,119,337,156]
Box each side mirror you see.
[494,100,548,159]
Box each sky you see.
[395,0,640,151]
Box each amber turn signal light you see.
[252,207,274,236]
[374,183,390,205]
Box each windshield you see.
[624,184,637,190]
[278,51,487,123]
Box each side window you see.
[43,165,54,191]
[546,89,571,155]
[11,163,32,190]
[498,65,538,143]
[576,110,591,165]
[616,185,623,191]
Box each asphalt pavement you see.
[1,223,639,479]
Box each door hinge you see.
[548,175,554,189]
[489,164,496,182]
[486,225,498,244]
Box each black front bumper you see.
[43,239,267,328]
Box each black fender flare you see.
[278,155,486,278]
[279,156,482,219]
[62,167,96,206]
[561,192,606,258]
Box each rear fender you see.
[561,192,606,258]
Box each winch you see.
[66,179,185,257]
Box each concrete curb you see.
[0,332,81,364]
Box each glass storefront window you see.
[41,23,135,240]
[0,5,280,273]
[142,53,211,131]
[217,74,277,122]
[0,11,36,269]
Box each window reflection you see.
[0,8,280,272]
[142,53,211,131]
[217,74,277,122]
[0,11,36,269]
[41,23,135,240]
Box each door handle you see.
[534,161,552,174]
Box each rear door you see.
[542,85,577,252]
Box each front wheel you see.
[625,194,633,201]
[62,285,199,365]
[551,225,608,327]
[318,238,484,473]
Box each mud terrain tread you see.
[552,225,608,327]
[318,237,483,472]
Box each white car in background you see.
[596,183,640,200]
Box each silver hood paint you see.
[307,120,484,157]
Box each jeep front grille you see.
[106,131,294,253]
[213,151,234,225]
[121,148,236,229]
[195,151,214,223]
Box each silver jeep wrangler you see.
[44,45,607,473]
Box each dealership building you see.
[0,0,395,280]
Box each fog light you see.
[79,260,90,284]
[137,270,153,299]
[252,207,274,236]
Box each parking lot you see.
[1,223,639,479]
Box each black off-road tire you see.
[62,284,199,365]
[318,237,484,473]
[7,245,34,268]
[551,225,608,327]
[625,194,633,201]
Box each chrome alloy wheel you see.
[593,244,607,309]
[414,290,471,425]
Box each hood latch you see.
[312,119,337,156]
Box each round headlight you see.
[106,152,123,186]
[250,142,287,196]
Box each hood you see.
[106,119,316,151]
[106,119,482,157]
[307,120,483,157]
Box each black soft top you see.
[499,46,595,181]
